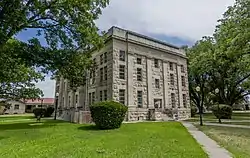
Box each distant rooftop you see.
[24,98,54,104]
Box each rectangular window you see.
[119,89,125,104]
[100,68,103,82]
[92,69,96,84]
[92,92,95,104]
[88,93,92,105]
[104,90,107,101]
[104,52,107,63]
[183,94,187,108]
[154,59,159,68]
[119,65,125,79]
[155,79,160,88]
[75,94,78,106]
[170,62,173,71]
[181,65,185,73]
[119,50,125,61]
[100,91,103,101]
[154,99,162,109]
[170,74,174,86]
[181,76,186,87]
[104,66,107,80]
[137,68,142,81]
[68,96,71,107]
[137,91,143,108]
[14,104,19,110]
[171,93,175,108]
[100,54,103,65]
[93,58,96,66]
[137,58,142,64]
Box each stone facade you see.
[56,26,191,123]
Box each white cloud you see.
[96,0,235,41]
[36,76,55,98]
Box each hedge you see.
[90,101,128,130]
[212,104,232,123]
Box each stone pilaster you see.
[146,57,153,108]
[163,62,169,108]
[177,65,183,108]
[127,53,134,107]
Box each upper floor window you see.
[104,66,108,80]
[88,93,92,105]
[75,94,78,106]
[100,91,103,101]
[119,50,125,61]
[119,65,125,79]
[137,58,142,64]
[100,54,103,65]
[171,93,175,108]
[154,59,159,68]
[183,94,187,108]
[137,68,142,81]
[92,92,95,103]
[137,91,143,108]
[119,89,125,104]
[100,68,103,82]
[181,76,186,87]
[104,52,108,63]
[181,65,185,73]
[104,90,107,101]
[92,69,96,84]
[170,74,174,86]
[155,79,160,88]
[14,104,19,110]
[169,62,173,71]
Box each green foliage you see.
[90,101,128,130]
[33,108,46,118]
[212,104,233,122]
[44,107,55,117]
[191,106,197,117]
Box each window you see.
[170,74,174,86]
[75,94,78,106]
[62,97,64,106]
[119,50,125,61]
[155,79,160,88]
[169,62,173,71]
[104,52,107,63]
[92,69,96,84]
[181,65,185,73]
[119,65,125,79]
[14,104,19,110]
[68,96,71,107]
[93,58,96,66]
[119,89,125,104]
[171,93,176,108]
[181,76,186,87]
[92,92,95,103]
[137,58,142,64]
[100,54,103,65]
[104,90,107,101]
[154,99,162,108]
[104,66,107,80]
[137,91,143,108]
[100,68,103,82]
[88,93,92,105]
[183,94,187,108]
[100,91,103,101]
[137,68,142,81]
[154,59,159,68]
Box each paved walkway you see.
[182,122,232,158]
[202,122,250,129]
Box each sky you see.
[17,0,235,98]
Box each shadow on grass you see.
[0,120,65,131]
[78,125,100,131]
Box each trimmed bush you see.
[44,107,54,117]
[90,101,128,130]
[33,108,46,118]
[191,106,197,117]
[212,104,232,123]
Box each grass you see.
[209,121,250,126]
[0,118,207,158]
[196,125,250,158]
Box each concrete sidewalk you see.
[182,122,232,158]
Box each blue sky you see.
[16,0,235,97]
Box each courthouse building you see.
[55,26,190,123]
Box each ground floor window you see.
[119,89,125,104]
[154,99,162,109]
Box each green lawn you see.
[196,125,250,158]
[0,118,207,158]
[209,121,250,126]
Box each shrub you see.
[191,106,197,117]
[90,101,128,130]
[212,104,232,123]
[33,108,46,118]
[44,107,54,117]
